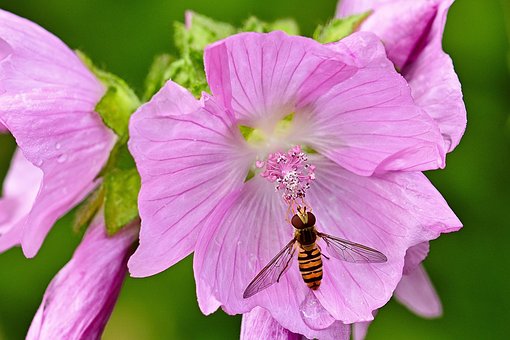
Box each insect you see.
[243,206,387,298]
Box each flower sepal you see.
[77,50,140,141]
[313,12,371,44]
[73,52,142,236]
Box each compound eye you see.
[306,212,316,227]
[291,214,305,229]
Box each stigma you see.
[258,145,315,203]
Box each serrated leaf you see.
[267,18,300,35]
[181,12,236,54]
[103,167,141,235]
[72,186,104,233]
[241,16,300,35]
[163,58,209,98]
[241,16,267,33]
[95,85,138,139]
[143,54,175,101]
[313,12,371,44]
[77,50,140,140]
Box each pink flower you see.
[26,215,137,340]
[336,0,467,152]
[129,31,460,337]
[0,9,115,257]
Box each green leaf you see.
[164,57,209,98]
[71,186,104,233]
[168,12,235,98]
[313,12,371,44]
[241,16,300,35]
[77,50,140,140]
[241,16,267,33]
[143,54,175,101]
[267,18,300,35]
[175,12,236,61]
[103,167,141,235]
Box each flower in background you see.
[336,1,465,336]
[26,215,138,340]
[336,0,466,153]
[0,9,115,257]
[129,30,461,338]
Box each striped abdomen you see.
[298,246,322,290]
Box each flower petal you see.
[26,216,137,340]
[337,0,466,152]
[128,81,251,277]
[335,0,380,17]
[204,31,356,126]
[0,149,42,252]
[337,0,438,70]
[296,32,445,176]
[403,241,430,275]
[352,321,371,340]
[194,177,332,338]
[306,155,460,323]
[405,21,466,151]
[242,307,350,340]
[241,307,303,340]
[0,9,115,257]
[206,31,445,175]
[394,264,442,318]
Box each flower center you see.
[258,145,315,203]
[239,113,295,154]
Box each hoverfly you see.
[243,206,387,298]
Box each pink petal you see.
[306,155,460,323]
[395,264,442,318]
[205,31,355,125]
[405,27,466,152]
[194,178,327,338]
[338,0,438,70]
[242,307,350,340]
[206,31,446,175]
[337,0,466,152]
[335,0,381,17]
[0,122,7,132]
[0,149,42,252]
[128,81,251,277]
[26,216,138,339]
[352,320,372,340]
[241,307,303,340]
[298,32,445,175]
[403,241,430,275]
[0,9,115,257]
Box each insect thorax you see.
[295,226,317,247]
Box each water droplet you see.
[55,142,61,150]
[299,290,335,330]
[57,154,67,163]
[35,159,43,167]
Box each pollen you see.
[259,145,315,203]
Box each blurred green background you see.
[0,0,509,339]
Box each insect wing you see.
[318,232,387,263]
[243,239,297,299]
